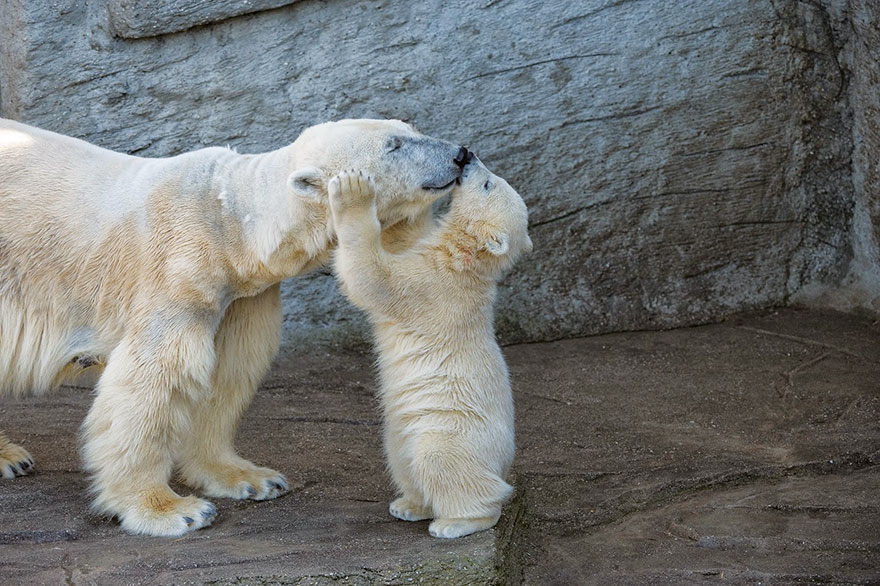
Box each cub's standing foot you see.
[179,458,290,501]
[389,496,432,522]
[0,434,34,479]
[111,487,218,537]
[428,514,501,539]
[328,169,375,211]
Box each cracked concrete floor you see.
[1,308,878,585]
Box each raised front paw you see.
[117,488,218,536]
[328,169,376,212]
[0,441,34,479]
[180,459,291,501]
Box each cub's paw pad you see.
[428,516,499,539]
[389,497,432,522]
[0,444,34,479]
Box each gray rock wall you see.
[793,0,880,312]
[850,0,880,310]
[0,0,875,351]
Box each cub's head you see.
[443,158,533,276]
[288,119,468,226]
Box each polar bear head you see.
[288,119,466,226]
[443,158,533,275]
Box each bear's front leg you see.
[82,320,219,536]
[177,284,289,501]
[0,431,34,478]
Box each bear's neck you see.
[211,147,332,289]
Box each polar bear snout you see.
[453,146,473,169]
[420,150,466,192]
[383,134,467,193]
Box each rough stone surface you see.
[795,0,880,313]
[508,308,880,584]
[1,309,878,584]
[0,0,874,350]
[107,0,301,39]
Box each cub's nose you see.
[453,146,472,169]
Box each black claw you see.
[183,516,194,525]
[20,460,32,470]
[204,503,218,519]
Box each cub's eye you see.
[483,179,493,191]
[386,137,403,153]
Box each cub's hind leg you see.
[384,424,431,522]
[411,432,513,538]
[0,431,34,478]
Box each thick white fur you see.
[329,163,532,538]
[0,118,460,535]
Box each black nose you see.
[453,146,471,168]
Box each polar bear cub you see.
[329,160,532,538]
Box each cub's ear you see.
[485,232,509,256]
[288,167,325,200]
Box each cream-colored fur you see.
[0,118,464,535]
[329,162,532,538]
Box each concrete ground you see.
[1,308,878,585]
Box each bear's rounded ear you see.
[485,232,509,256]
[288,166,325,200]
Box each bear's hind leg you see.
[177,285,289,501]
[0,431,34,478]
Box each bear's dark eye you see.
[386,137,403,153]
[483,180,492,191]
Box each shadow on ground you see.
[1,308,878,585]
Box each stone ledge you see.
[107,0,301,38]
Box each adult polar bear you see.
[0,118,467,536]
